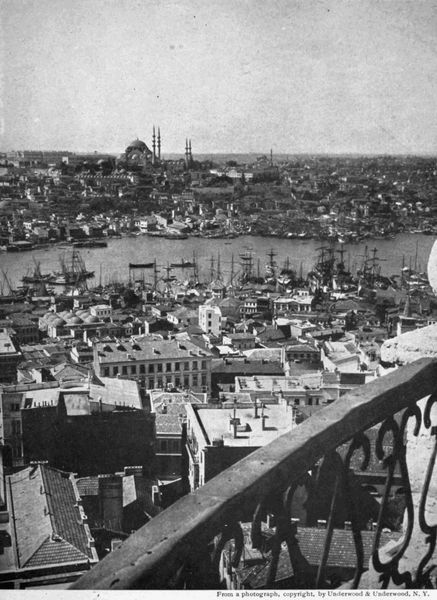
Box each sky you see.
[1,0,437,155]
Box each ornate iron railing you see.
[72,357,437,589]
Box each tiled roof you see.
[76,476,99,497]
[41,466,92,558]
[155,413,183,434]
[8,464,96,570]
[237,525,400,588]
[25,537,90,568]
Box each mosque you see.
[122,127,194,169]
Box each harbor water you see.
[0,233,435,290]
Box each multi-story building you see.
[1,377,151,474]
[185,401,294,491]
[234,374,326,408]
[1,314,39,344]
[93,335,213,394]
[148,390,205,481]
[198,304,222,337]
[0,462,98,588]
[0,328,21,383]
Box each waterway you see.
[0,233,435,291]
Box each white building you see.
[198,304,222,337]
[90,304,112,320]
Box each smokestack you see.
[261,403,267,429]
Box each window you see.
[175,362,180,371]
[122,366,128,375]
[192,361,198,370]
[113,366,119,376]
[157,364,163,373]
[12,420,21,435]
[103,367,110,377]
[139,364,145,374]
[149,378,154,389]
[148,364,155,373]
[201,361,207,370]
[131,365,137,375]
[184,376,189,387]
[175,376,181,387]
[166,362,172,372]
[157,378,163,388]
[201,375,207,387]
[184,362,189,370]
[160,439,168,452]
[192,375,198,387]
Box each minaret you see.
[189,139,193,165]
[184,138,189,169]
[157,127,161,161]
[270,148,273,166]
[152,126,156,165]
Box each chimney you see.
[344,520,352,530]
[254,398,259,419]
[317,519,327,529]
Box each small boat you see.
[129,262,155,269]
[170,259,195,268]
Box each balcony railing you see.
[72,357,437,590]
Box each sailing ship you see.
[52,250,94,285]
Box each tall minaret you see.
[188,139,193,165]
[157,127,161,161]
[152,126,156,165]
[270,148,273,166]
[185,138,189,169]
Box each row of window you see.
[139,374,207,389]
[156,438,181,453]
[102,360,208,378]
[292,397,320,406]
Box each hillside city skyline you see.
[1,0,436,155]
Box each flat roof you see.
[95,336,213,364]
[237,373,322,393]
[195,404,294,448]
[0,329,19,354]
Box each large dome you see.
[126,138,151,153]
